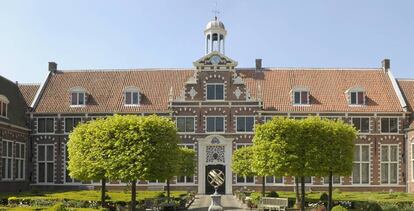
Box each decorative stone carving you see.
[233,76,244,85]
[234,87,242,99]
[206,146,225,163]
[188,87,197,100]
[186,76,197,84]
[211,137,220,144]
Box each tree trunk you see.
[262,176,266,197]
[328,171,333,211]
[101,178,106,208]
[131,180,137,211]
[167,179,171,202]
[295,176,300,208]
[301,177,305,211]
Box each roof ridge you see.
[237,67,382,71]
[18,83,41,86]
[59,68,195,73]
[396,78,414,81]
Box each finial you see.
[212,0,220,20]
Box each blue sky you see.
[0,0,413,83]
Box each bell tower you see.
[204,17,227,55]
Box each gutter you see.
[387,69,408,112]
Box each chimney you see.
[48,62,57,73]
[382,59,390,72]
[255,59,262,71]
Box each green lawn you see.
[1,190,187,202]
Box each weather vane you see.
[212,0,220,20]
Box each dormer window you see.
[124,87,140,106]
[206,83,224,100]
[0,95,9,118]
[347,87,366,105]
[291,86,310,105]
[69,87,87,106]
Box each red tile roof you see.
[18,84,40,107]
[397,79,414,113]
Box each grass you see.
[1,190,187,202]
[0,208,102,211]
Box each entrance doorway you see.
[205,164,226,194]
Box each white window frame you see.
[63,117,83,134]
[347,87,366,106]
[1,139,13,180]
[176,116,196,134]
[351,117,371,134]
[69,87,87,107]
[291,86,310,106]
[124,87,140,106]
[205,116,225,134]
[0,95,9,118]
[37,144,54,184]
[15,142,25,180]
[235,116,255,133]
[322,175,342,185]
[380,117,399,134]
[380,144,399,185]
[206,83,225,101]
[265,176,284,185]
[352,144,371,185]
[36,117,55,134]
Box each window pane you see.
[1,158,5,178]
[390,163,398,184]
[237,176,245,183]
[350,92,357,104]
[354,146,360,161]
[207,85,215,100]
[390,146,398,162]
[216,117,224,132]
[266,176,274,183]
[275,177,283,183]
[207,117,214,132]
[2,103,6,116]
[21,144,25,158]
[78,93,85,105]
[361,118,370,133]
[362,163,369,184]
[177,117,185,132]
[132,92,139,104]
[357,92,364,104]
[177,176,185,183]
[38,146,45,161]
[390,118,398,133]
[7,142,12,157]
[186,176,194,183]
[246,176,254,183]
[246,117,254,131]
[16,143,20,158]
[65,118,73,133]
[294,92,301,104]
[185,117,194,132]
[47,146,54,161]
[7,159,12,178]
[38,163,45,183]
[381,118,390,133]
[125,92,132,104]
[71,93,78,105]
[46,118,54,133]
[47,163,54,183]
[215,85,224,100]
[20,160,24,179]
[362,146,370,161]
[301,91,308,104]
[38,118,46,133]
[237,117,245,132]
[352,118,361,131]
[2,141,6,156]
[381,163,388,183]
[381,146,389,161]
[353,164,360,184]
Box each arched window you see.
[346,87,366,105]
[124,86,140,106]
[291,86,310,105]
[0,95,9,118]
[69,87,87,106]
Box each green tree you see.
[68,118,109,208]
[96,115,181,211]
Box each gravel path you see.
[188,195,249,211]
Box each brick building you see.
[1,18,414,194]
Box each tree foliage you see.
[177,147,197,177]
[232,146,255,176]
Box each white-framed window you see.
[347,87,366,105]
[351,117,370,134]
[37,117,54,133]
[176,117,195,133]
[0,95,9,118]
[235,144,254,184]
[148,179,165,184]
[177,144,195,184]
[63,144,81,183]
[353,145,370,184]
[69,87,87,106]
[1,140,13,180]
[15,142,25,180]
[206,83,224,100]
[293,91,309,105]
[297,176,312,184]
[323,176,341,185]
[381,144,398,184]
[37,144,54,183]
[381,118,399,133]
[64,117,82,133]
[236,116,254,133]
[206,116,224,133]
[124,87,140,106]
[265,176,284,184]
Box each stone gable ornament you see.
[207,169,225,211]
[234,87,242,99]
[188,87,197,100]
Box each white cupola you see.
[204,17,227,55]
